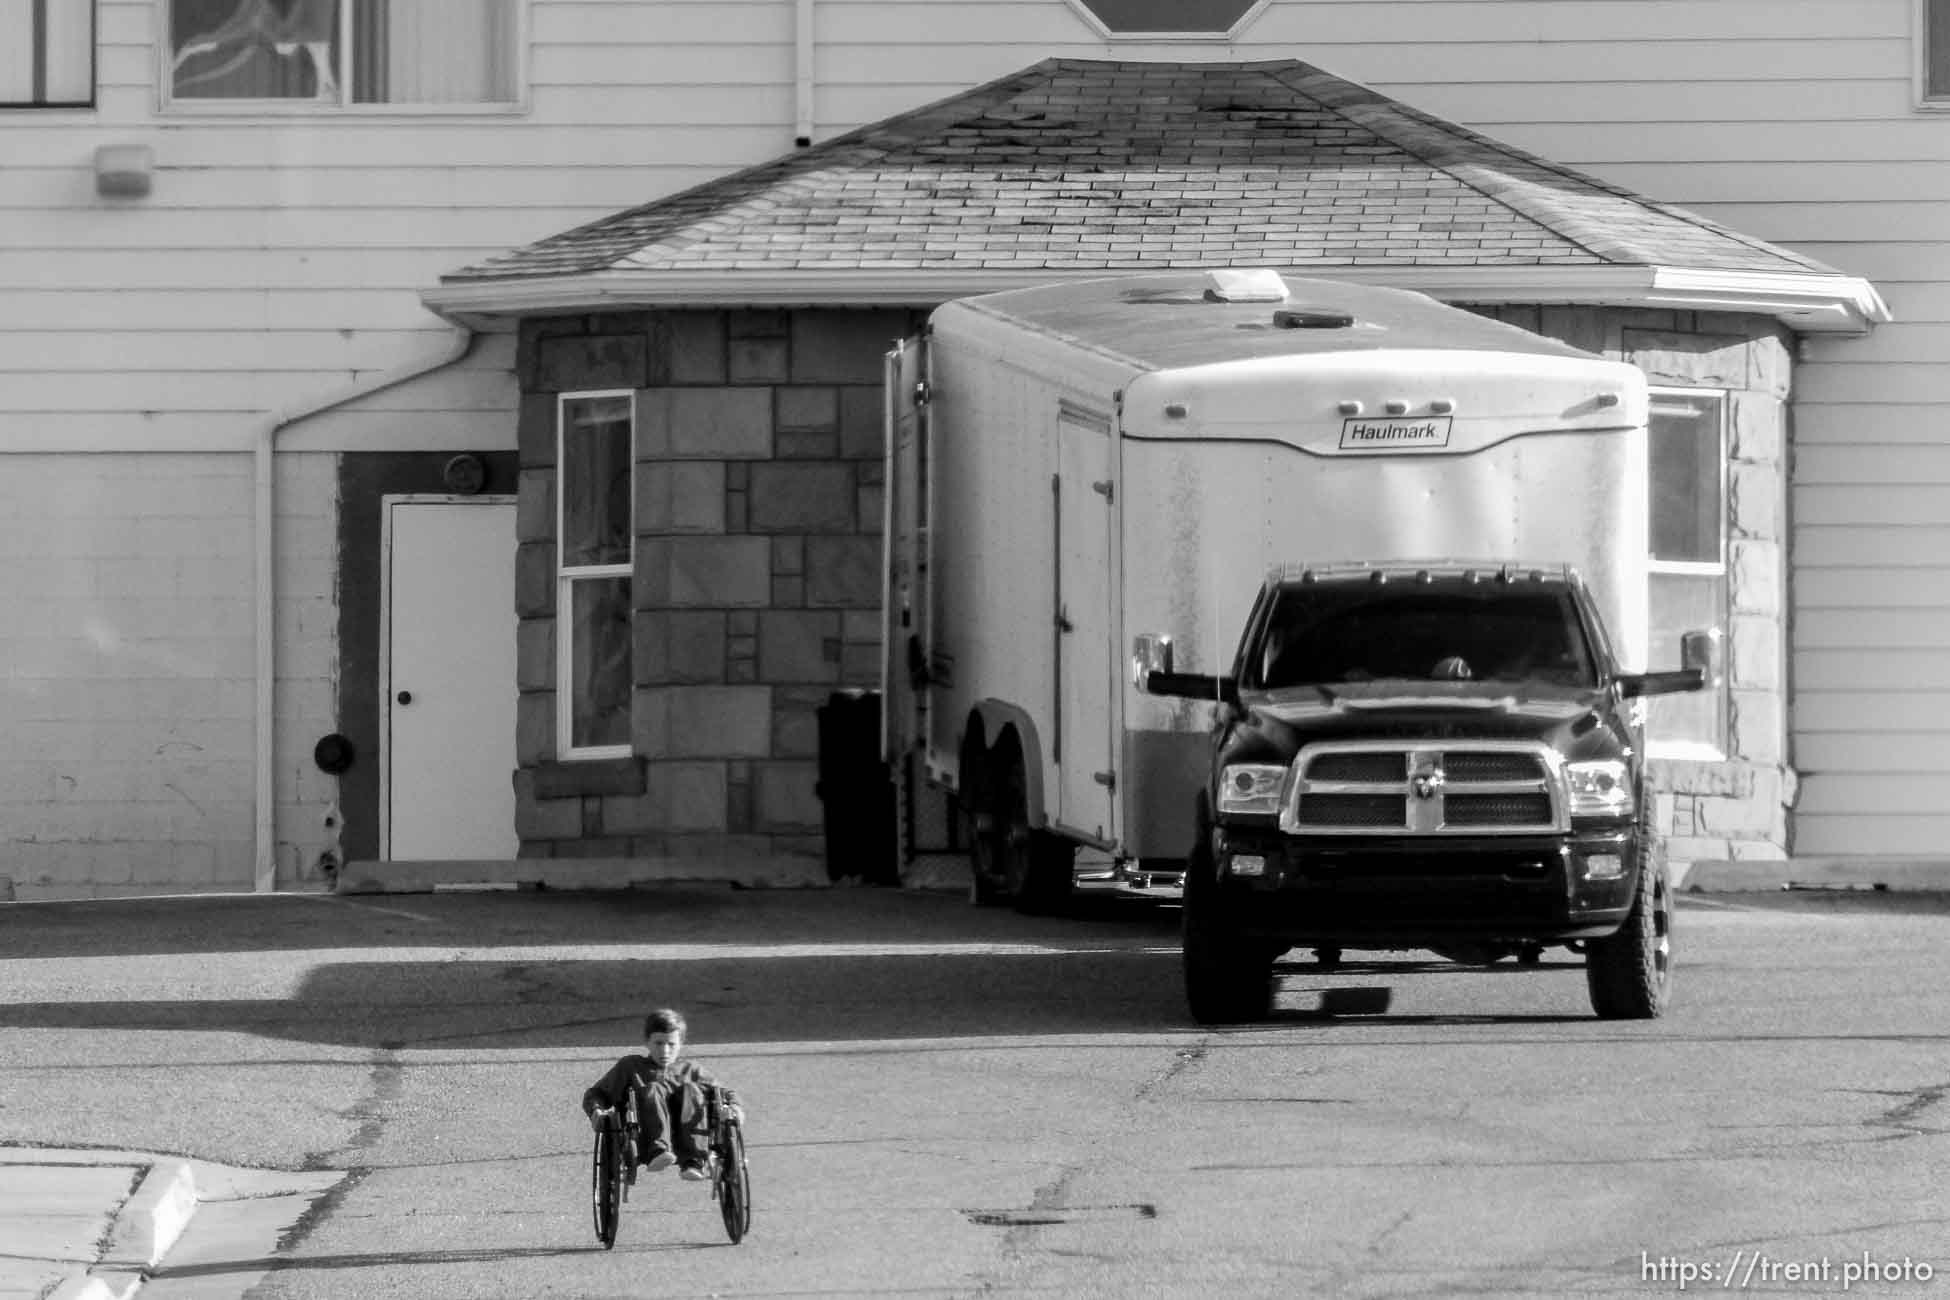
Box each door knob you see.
[397,691,412,705]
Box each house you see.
[4,0,1944,900]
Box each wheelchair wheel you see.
[592,1125,624,1249]
[715,1122,751,1244]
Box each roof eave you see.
[420,264,1890,336]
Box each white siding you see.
[3,0,1944,886]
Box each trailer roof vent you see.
[1203,268,1290,303]
[1273,308,1356,330]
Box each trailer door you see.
[1055,403,1116,841]
[882,337,928,764]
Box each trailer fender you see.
[969,700,1050,828]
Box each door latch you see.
[1091,479,1114,502]
[1093,770,1116,790]
[1056,605,1074,633]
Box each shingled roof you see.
[425,58,1886,332]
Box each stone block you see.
[1646,756,1754,798]
[1535,306,1612,357]
[777,430,840,459]
[517,316,586,388]
[531,757,645,799]
[790,310,913,384]
[635,685,771,758]
[516,469,554,545]
[729,338,789,384]
[639,610,726,684]
[668,311,727,384]
[777,387,840,434]
[1622,330,1750,389]
[517,394,557,469]
[1730,690,1784,765]
[1748,333,1793,398]
[517,692,556,765]
[806,536,881,607]
[1696,793,1781,836]
[1729,463,1780,540]
[759,610,841,683]
[518,618,554,693]
[839,386,883,460]
[1728,616,1780,691]
[658,762,730,832]
[515,542,555,618]
[754,760,822,832]
[536,334,648,392]
[656,536,772,607]
[749,463,856,533]
[637,460,725,534]
[1730,392,1784,465]
[729,309,789,339]
[840,644,882,684]
[639,388,774,459]
[773,685,827,759]
[515,790,583,842]
[1729,540,1780,617]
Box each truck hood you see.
[1240,679,1616,750]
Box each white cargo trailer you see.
[882,270,1651,910]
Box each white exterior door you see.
[1055,407,1117,841]
[384,496,518,860]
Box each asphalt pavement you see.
[6,853,1948,1300]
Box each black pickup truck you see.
[1141,563,1708,1024]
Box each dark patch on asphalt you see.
[962,1203,1157,1227]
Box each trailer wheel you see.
[1585,824,1673,1019]
[994,744,1074,915]
[962,744,1007,907]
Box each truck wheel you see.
[995,745,1075,915]
[1181,833,1272,1023]
[1585,830,1673,1019]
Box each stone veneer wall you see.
[1477,305,1795,866]
[511,308,922,874]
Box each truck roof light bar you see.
[1270,561,1582,586]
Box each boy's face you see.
[646,1030,683,1067]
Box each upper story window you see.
[1066,0,1264,37]
[1645,391,1729,758]
[165,0,520,109]
[3,0,94,108]
[558,392,635,761]
[1919,0,1950,106]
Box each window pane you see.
[560,395,632,569]
[1645,571,1726,750]
[352,0,518,104]
[1931,0,1950,97]
[171,0,341,100]
[2,0,93,104]
[1074,0,1258,32]
[1649,395,1723,563]
[568,577,632,750]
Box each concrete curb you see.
[1679,857,1950,893]
[333,856,830,894]
[44,1160,198,1300]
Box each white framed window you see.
[1917,0,1950,107]
[163,0,522,111]
[557,391,635,761]
[1064,0,1267,39]
[3,0,94,107]
[1645,390,1729,758]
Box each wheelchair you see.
[591,1084,750,1248]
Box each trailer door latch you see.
[1092,479,1114,502]
[1093,770,1116,790]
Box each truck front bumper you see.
[1208,825,1638,945]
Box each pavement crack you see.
[1861,1080,1950,1137]
[1133,1045,1205,1101]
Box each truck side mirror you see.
[1131,632,1174,691]
[1681,627,1722,688]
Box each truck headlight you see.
[1565,759,1631,818]
[1218,763,1286,816]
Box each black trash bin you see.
[815,690,899,885]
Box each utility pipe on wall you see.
[252,328,477,891]
[795,0,814,146]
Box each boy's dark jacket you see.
[582,1056,736,1115]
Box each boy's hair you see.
[643,1008,687,1039]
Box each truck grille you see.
[1282,743,1563,836]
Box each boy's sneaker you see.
[679,1162,709,1181]
[643,1146,676,1173]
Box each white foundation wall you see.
[0,452,337,900]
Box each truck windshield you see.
[1252,586,1597,689]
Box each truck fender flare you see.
[969,699,1049,828]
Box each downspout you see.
[795,0,814,147]
[253,327,477,891]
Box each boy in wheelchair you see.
[582,1007,743,1181]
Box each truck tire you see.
[994,743,1075,915]
[962,748,1007,908]
[1181,829,1274,1023]
[1585,828,1673,1019]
